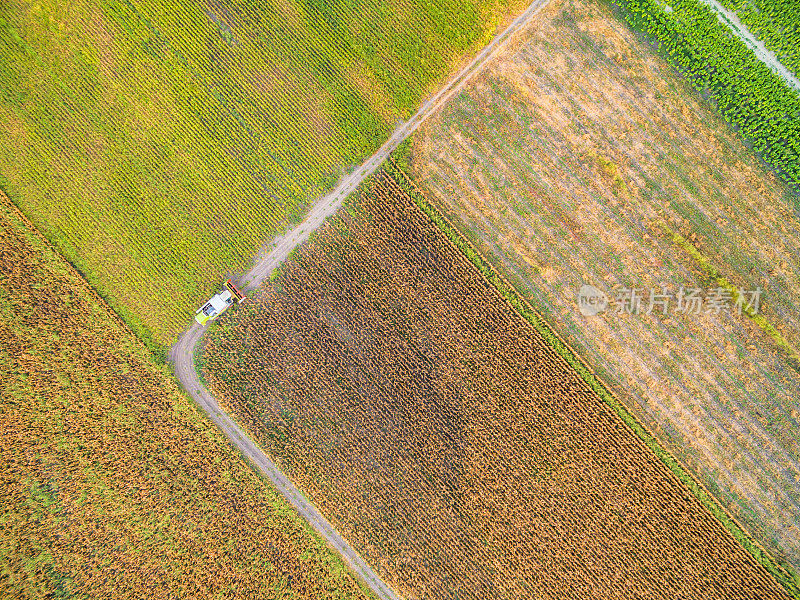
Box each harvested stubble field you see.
[0,192,373,600]
[0,0,525,347]
[408,0,800,573]
[201,169,792,600]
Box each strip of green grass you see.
[385,157,800,599]
[656,220,800,367]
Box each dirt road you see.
[170,322,403,599]
[168,1,550,598]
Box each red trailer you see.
[225,279,245,303]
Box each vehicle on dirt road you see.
[195,279,245,325]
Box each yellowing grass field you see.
[0,191,374,600]
[0,0,525,348]
[407,0,800,573]
[200,167,794,600]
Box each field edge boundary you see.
[384,157,800,598]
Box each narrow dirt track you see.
[168,2,551,598]
[697,0,800,91]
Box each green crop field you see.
[0,0,525,350]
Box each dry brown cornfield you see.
[407,0,800,573]
[202,169,792,600]
[0,191,374,600]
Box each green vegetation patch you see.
[717,0,800,78]
[609,0,800,196]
